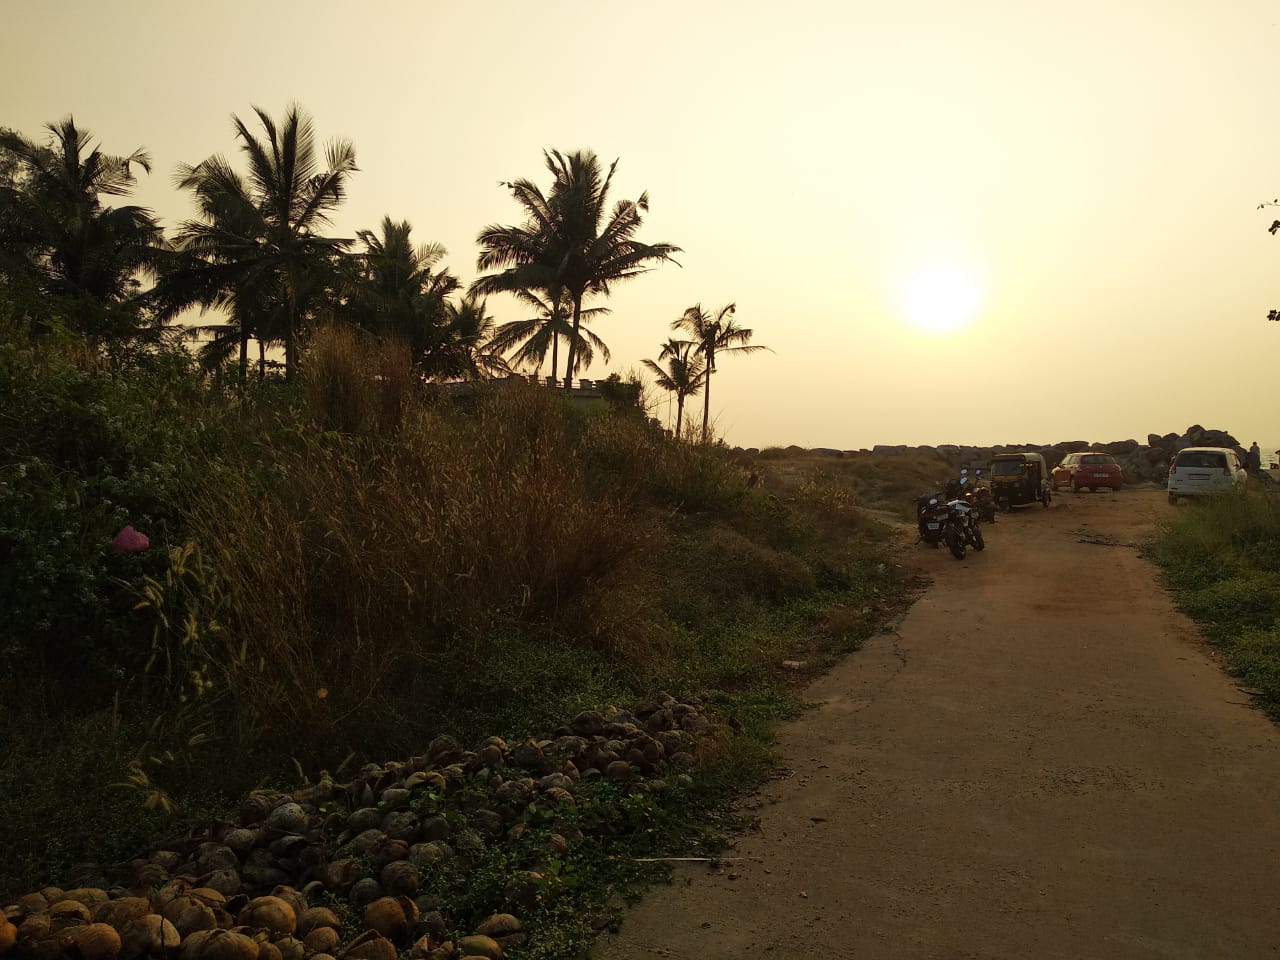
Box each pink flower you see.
[112,525,150,553]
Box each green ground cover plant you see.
[1148,493,1280,713]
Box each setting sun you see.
[899,262,984,334]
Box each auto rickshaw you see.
[988,452,1052,510]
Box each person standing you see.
[1247,441,1261,474]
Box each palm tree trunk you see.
[676,394,685,441]
[702,358,713,443]
[562,296,582,391]
[286,312,296,382]
[550,327,559,384]
[257,338,266,380]
[285,269,298,382]
[238,328,249,381]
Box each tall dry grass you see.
[171,381,651,761]
[302,324,416,433]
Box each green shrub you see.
[1227,626,1280,703]
[1150,493,1280,716]
[1181,572,1280,639]
[0,335,209,686]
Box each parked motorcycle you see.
[915,481,986,560]
[916,493,951,549]
[946,494,985,558]
[969,469,998,523]
[943,469,997,524]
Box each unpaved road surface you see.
[599,490,1280,958]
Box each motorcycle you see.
[968,469,998,523]
[945,494,985,558]
[916,492,951,549]
[916,478,986,561]
[943,470,997,525]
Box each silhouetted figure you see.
[1248,441,1261,473]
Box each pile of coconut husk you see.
[1,696,721,960]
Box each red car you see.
[1053,452,1123,492]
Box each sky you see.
[3,0,1279,450]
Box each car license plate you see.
[1190,473,1209,480]
[927,523,941,530]
[1093,473,1110,479]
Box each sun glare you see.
[899,262,983,334]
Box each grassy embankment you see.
[0,326,919,950]
[754,446,955,523]
[1148,492,1280,713]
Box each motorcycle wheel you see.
[971,523,985,551]
[945,524,966,560]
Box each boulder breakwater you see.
[749,425,1247,486]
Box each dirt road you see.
[598,490,1280,959]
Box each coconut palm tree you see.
[487,287,611,379]
[642,338,705,440]
[161,104,356,381]
[0,117,165,340]
[473,149,680,390]
[421,293,509,381]
[672,303,767,443]
[342,216,460,365]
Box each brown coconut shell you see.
[18,934,70,960]
[338,932,396,960]
[91,900,151,930]
[152,883,191,914]
[253,942,279,960]
[17,915,52,943]
[408,937,452,960]
[455,934,503,960]
[48,901,92,926]
[16,894,48,918]
[173,904,217,939]
[158,899,189,926]
[473,915,520,940]
[361,899,416,947]
[293,909,339,940]
[234,900,294,938]
[68,923,122,960]
[119,915,180,960]
[179,929,258,960]
[263,892,303,926]
[301,928,340,956]
[0,919,18,956]
[61,892,109,912]
[269,940,302,960]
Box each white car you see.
[1167,447,1247,504]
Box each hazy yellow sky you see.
[4,0,1279,449]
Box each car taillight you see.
[1169,463,1176,475]
[1224,466,1232,475]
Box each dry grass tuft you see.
[303,325,415,434]
[176,383,651,759]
